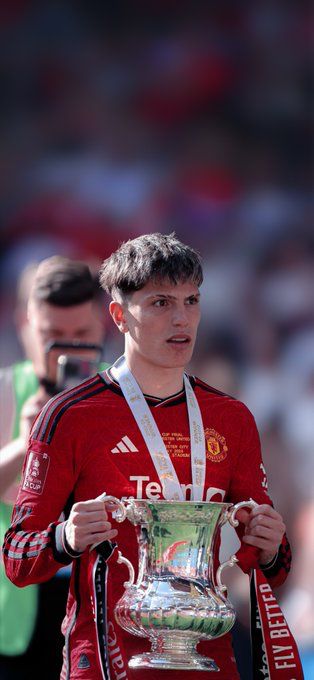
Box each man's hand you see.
[65,499,118,553]
[236,504,286,565]
[20,388,50,446]
[0,387,50,500]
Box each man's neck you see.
[124,355,185,399]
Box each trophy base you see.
[129,636,219,672]
[129,652,219,672]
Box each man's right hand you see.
[64,499,118,553]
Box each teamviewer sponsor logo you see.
[111,435,139,454]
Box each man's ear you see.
[109,300,128,334]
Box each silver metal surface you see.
[111,499,255,671]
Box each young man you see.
[3,235,294,679]
[0,256,105,679]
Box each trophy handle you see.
[227,498,257,528]
[96,493,127,523]
[216,555,238,594]
[117,550,135,587]
[216,499,258,594]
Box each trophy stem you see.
[128,634,220,672]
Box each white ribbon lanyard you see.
[109,355,206,501]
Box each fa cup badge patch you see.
[22,451,50,494]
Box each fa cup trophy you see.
[102,498,256,672]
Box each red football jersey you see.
[3,370,291,680]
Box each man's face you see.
[112,279,201,372]
[27,299,104,380]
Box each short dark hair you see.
[99,233,203,298]
[30,256,98,307]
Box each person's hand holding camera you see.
[19,387,51,447]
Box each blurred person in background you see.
[0,256,106,679]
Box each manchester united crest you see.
[205,428,228,462]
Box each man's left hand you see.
[236,504,286,565]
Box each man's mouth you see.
[167,335,190,344]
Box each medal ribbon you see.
[236,546,304,679]
[251,568,304,680]
[109,355,206,501]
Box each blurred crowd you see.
[0,1,313,678]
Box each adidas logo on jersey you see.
[111,435,139,454]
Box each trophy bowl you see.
[104,498,256,672]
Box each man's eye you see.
[186,297,199,305]
[153,299,168,307]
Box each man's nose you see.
[172,305,189,326]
